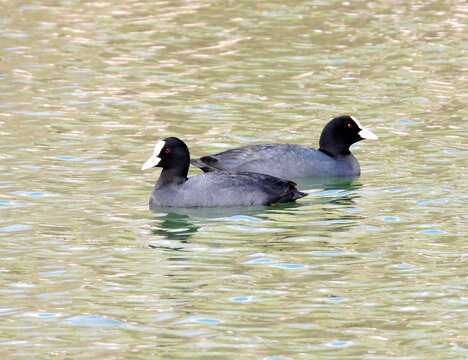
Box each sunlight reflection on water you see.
[0,0,466,359]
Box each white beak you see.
[142,154,161,171]
[358,128,379,141]
[142,140,165,171]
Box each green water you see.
[1,0,466,359]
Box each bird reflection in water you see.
[149,202,302,243]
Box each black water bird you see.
[142,137,307,208]
[190,116,378,178]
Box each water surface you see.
[0,0,466,359]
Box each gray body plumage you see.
[149,170,306,208]
[191,143,361,179]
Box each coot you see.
[142,137,307,208]
[190,116,378,178]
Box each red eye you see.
[348,123,353,128]
[165,148,171,153]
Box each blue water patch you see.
[0,200,10,204]
[272,264,306,269]
[444,149,467,154]
[415,199,449,203]
[64,315,127,327]
[30,192,45,197]
[356,225,381,230]
[228,225,258,231]
[397,119,416,124]
[264,357,287,360]
[244,258,277,264]
[327,341,351,347]
[228,215,265,222]
[232,296,251,302]
[25,312,61,318]
[312,251,344,255]
[55,156,81,161]
[314,189,341,196]
[394,264,412,268]
[194,318,222,324]
[327,297,347,302]
[419,229,445,234]
[383,216,399,221]
[314,219,353,224]
[0,224,32,232]
[448,299,468,304]
[14,191,55,198]
[0,200,30,208]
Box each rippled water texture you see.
[1,0,466,359]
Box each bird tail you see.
[277,181,308,203]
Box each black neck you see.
[319,135,351,157]
[318,141,351,157]
[156,165,188,187]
